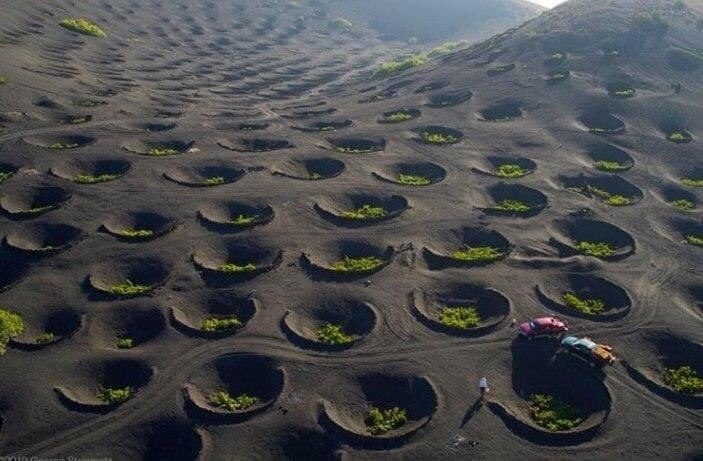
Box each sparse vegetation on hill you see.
[120,229,154,239]
[384,111,414,123]
[576,241,616,258]
[0,309,24,355]
[209,391,258,411]
[663,366,703,394]
[341,205,387,220]
[99,387,134,404]
[529,393,582,432]
[75,174,118,184]
[397,174,431,186]
[201,315,242,332]
[671,199,694,212]
[374,54,428,78]
[494,164,528,179]
[494,199,530,213]
[451,246,504,262]
[439,306,481,330]
[316,323,353,345]
[365,407,407,435]
[107,280,152,297]
[217,263,257,273]
[587,186,632,206]
[230,215,257,226]
[421,131,458,145]
[146,147,180,156]
[59,18,106,38]
[204,177,225,186]
[594,160,627,172]
[563,292,606,315]
[330,256,383,273]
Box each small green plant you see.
[0,309,24,354]
[146,147,180,156]
[0,77,6,85]
[99,387,134,404]
[36,332,56,344]
[330,256,383,273]
[50,142,79,150]
[563,292,606,315]
[209,390,258,411]
[594,160,627,172]
[494,164,528,179]
[576,241,616,258]
[217,263,257,273]
[384,112,414,123]
[421,131,458,145]
[374,54,428,78]
[365,407,408,435]
[116,337,135,349]
[667,131,690,143]
[330,18,352,31]
[494,199,530,213]
[204,176,225,186]
[201,315,242,332]
[67,116,90,124]
[439,306,481,330]
[450,246,504,262]
[686,235,703,246]
[76,99,105,107]
[316,323,353,345]
[26,205,55,215]
[107,280,152,297]
[229,214,257,226]
[587,186,632,206]
[120,229,154,238]
[307,172,323,180]
[612,88,635,98]
[682,178,703,188]
[547,71,570,82]
[671,199,694,212]
[74,174,118,184]
[427,41,461,58]
[663,366,703,394]
[397,174,431,186]
[59,18,107,38]
[341,205,387,220]
[336,146,376,154]
[528,393,582,432]
[0,170,14,183]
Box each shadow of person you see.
[460,397,483,427]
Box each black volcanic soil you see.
[0,0,702,459]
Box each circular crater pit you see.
[0,260,27,293]
[170,292,257,339]
[218,137,294,152]
[99,302,166,349]
[328,137,386,154]
[273,157,345,181]
[426,89,472,108]
[0,162,19,183]
[320,373,438,449]
[412,283,510,336]
[423,226,512,269]
[23,134,95,150]
[488,344,611,445]
[51,158,131,184]
[373,161,447,186]
[378,108,421,124]
[414,80,449,93]
[192,239,283,283]
[301,239,395,280]
[197,200,274,232]
[535,273,631,321]
[480,184,549,217]
[413,126,463,146]
[4,222,84,255]
[578,110,625,135]
[271,427,339,461]
[586,144,634,172]
[163,163,245,187]
[0,186,71,219]
[478,102,523,122]
[54,358,153,413]
[183,354,285,423]
[672,219,703,248]
[560,174,643,207]
[654,185,698,212]
[237,122,269,131]
[57,114,93,125]
[11,307,83,350]
[87,256,170,299]
[549,216,635,261]
[123,140,194,156]
[119,121,177,132]
[472,156,536,178]
[282,296,377,351]
[664,129,693,144]
[140,418,205,460]
[100,211,178,242]
[622,332,703,408]
[314,193,409,227]
[292,119,353,132]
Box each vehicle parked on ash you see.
[518,316,568,340]
[560,335,616,368]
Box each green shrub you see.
[494,199,530,213]
[494,164,528,179]
[439,306,481,330]
[209,391,258,411]
[0,77,6,85]
[0,170,14,184]
[686,235,703,246]
[99,387,134,404]
[36,332,56,344]
[365,407,408,435]
[594,160,627,172]
[0,309,24,354]
[682,178,703,187]
[563,292,606,315]
[427,42,460,58]
[663,366,703,394]
[146,147,180,156]
[217,263,257,273]
[450,246,504,262]
[107,280,152,297]
[308,172,323,180]
[76,99,105,107]
[612,88,635,98]
[330,256,383,273]
[374,54,428,78]
[120,229,154,238]
[50,142,79,150]
[667,131,691,143]
[671,199,694,212]
[330,18,352,31]
[576,241,616,258]
[230,215,257,226]
[397,174,430,186]
[336,146,376,154]
[59,18,106,38]
[316,323,353,345]
[341,205,387,220]
[421,131,458,145]
[528,393,582,432]
[588,186,632,206]
[67,115,90,124]
[201,315,242,332]
[116,337,135,349]
[75,174,118,184]
[26,205,55,215]
[384,112,414,123]
[204,176,225,186]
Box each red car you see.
[518,316,568,339]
